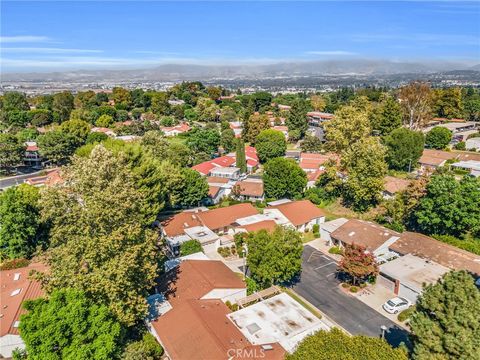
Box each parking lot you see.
[291,246,410,348]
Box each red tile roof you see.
[198,203,259,231]
[151,261,284,360]
[0,263,47,337]
[307,169,325,182]
[208,185,221,198]
[268,200,325,227]
[162,211,204,237]
[383,176,411,194]
[235,180,264,197]
[239,220,277,233]
[419,149,458,167]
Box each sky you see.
[1,1,479,73]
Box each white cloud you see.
[2,47,103,54]
[305,50,356,56]
[0,35,50,43]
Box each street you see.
[291,245,411,348]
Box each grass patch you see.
[302,231,316,243]
[282,288,322,319]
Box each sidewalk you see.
[304,238,342,262]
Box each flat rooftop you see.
[380,254,449,292]
[228,293,329,353]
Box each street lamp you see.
[380,325,388,340]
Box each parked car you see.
[382,297,411,314]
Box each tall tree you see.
[286,99,308,138]
[338,243,379,285]
[236,139,247,174]
[0,184,45,259]
[410,271,480,360]
[220,128,236,153]
[300,135,323,153]
[384,128,425,171]
[176,168,209,207]
[372,96,402,136]
[432,87,464,119]
[263,157,307,199]
[1,91,29,112]
[20,289,125,360]
[39,146,158,325]
[398,81,432,130]
[287,328,407,360]
[52,91,74,122]
[425,126,452,149]
[59,119,91,143]
[243,113,270,143]
[0,133,24,173]
[255,129,287,163]
[37,131,81,165]
[246,226,303,287]
[324,105,371,153]
[341,137,387,211]
[310,95,327,111]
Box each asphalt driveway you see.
[291,245,410,348]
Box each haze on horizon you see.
[1,1,479,74]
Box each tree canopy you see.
[255,129,287,163]
[384,128,425,171]
[246,226,303,287]
[410,271,480,360]
[20,289,124,360]
[263,157,307,199]
[425,126,452,149]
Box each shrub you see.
[454,141,466,150]
[397,306,416,322]
[180,240,202,256]
[246,277,259,295]
[0,258,30,270]
[217,246,231,258]
[123,332,163,360]
[349,286,358,293]
[341,283,350,288]
[328,246,343,255]
[312,224,320,234]
[359,282,367,289]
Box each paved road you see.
[0,171,46,189]
[291,245,410,348]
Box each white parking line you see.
[307,251,324,263]
[315,261,336,270]
[326,272,337,277]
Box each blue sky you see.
[1,1,479,73]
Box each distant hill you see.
[2,59,476,82]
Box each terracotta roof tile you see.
[268,200,325,227]
[235,180,264,197]
[198,204,259,230]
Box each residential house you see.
[299,153,339,173]
[306,169,324,188]
[229,121,243,138]
[25,168,62,187]
[465,137,480,151]
[383,176,411,199]
[378,254,449,303]
[147,260,285,360]
[389,231,480,276]
[232,179,265,202]
[160,123,191,137]
[307,112,334,126]
[0,263,47,358]
[319,218,349,243]
[277,104,291,111]
[167,99,185,106]
[264,200,325,232]
[192,146,259,177]
[23,141,42,168]
[423,121,477,135]
[450,160,480,177]
[329,219,400,262]
[418,149,458,172]
[91,127,116,137]
[272,126,289,139]
[205,177,231,204]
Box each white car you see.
[382,297,411,314]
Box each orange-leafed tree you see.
[338,243,379,285]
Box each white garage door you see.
[378,274,395,293]
[399,284,419,303]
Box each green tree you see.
[112,86,132,109]
[310,94,326,111]
[196,97,219,122]
[300,135,323,153]
[74,90,97,109]
[96,114,114,128]
[324,105,371,152]
[37,131,80,165]
[220,128,236,152]
[384,128,425,171]
[287,328,407,360]
[52,91,74,122]
[464,99,480,121]
[186,127,220,156]
[410,271,480,360]
[286,99,308,138]
[243,113,270,143]
[1,92,29,112]
[86,132,108,144]
[180,240,203,256]
[122,333,163,360]
[263,157,307,199]
[39,146,158,325]
[59,119,91,142]
[176,168,209,207]
[372,96,402,135]
[4,110,30,127]
[29,109,53,127]
[236,139,247,174]
[432,88,464,119]
[0,185,45,259]
[255,129,287,163]
[250,91,272,112]
[339,243,379,285]
[412,174,480,238]
[246,226,303,287]
[20,289,124,360]
[0,133,24,172]
[425,127,452,149]
[341,137,387,211]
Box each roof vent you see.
[348,231,355,237]
[13,273,21,281]
[11,288,21,296]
